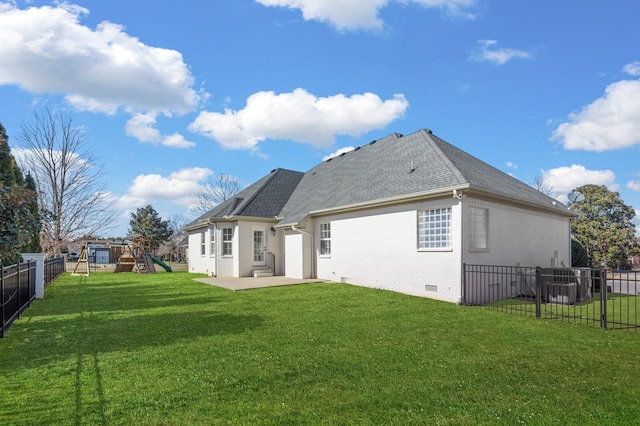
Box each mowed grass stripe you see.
[1,272,639,425]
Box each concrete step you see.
[253,267,274,278]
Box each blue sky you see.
[1,0,639,237]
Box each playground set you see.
[71,234,172,276]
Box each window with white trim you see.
[210,228,216,257]
[222,228,233,256]
[320,223,331,255]
[418,207,452,249]
[200,232,206,256]
[469,207,488,250]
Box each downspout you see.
[455,190,465,305]
[209,221,218,277]
[214,225,218,277]
[292,224,316,279]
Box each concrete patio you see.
[194,275,323,291]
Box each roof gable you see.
[186,168,303,229]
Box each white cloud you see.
[541,164,618,203]
[323,146,355,161]
[189,88,409,150]
[125,113,195,148]
[505,161,518,169]
[12,146,89,172]
[551,79,640,151]
[0,3,203,115]
[469,40,531,65]
[627,180,640,192]
[255,0,476,31]
[623,61,640,77]
[119,167,214,208]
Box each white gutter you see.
[292,224,316,279]
[307,184,471,217]
[301,184,575,220]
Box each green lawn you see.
[492,293,640,330]
[2,273,640,425]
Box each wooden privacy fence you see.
[463,264,640,331]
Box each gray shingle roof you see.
[188,129,569,230]
[278,129,568,224]
[186,168,304,229]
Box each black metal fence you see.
[44,256,66,287]
[1,261,36,338]
[463,264,640,331]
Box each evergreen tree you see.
[0,122,17,186]
[0,123,42,263]
[22,173,42,253]
[129,205,173,252]
[12,157,24,186]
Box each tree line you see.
[1,108,240,265]
[0,122,41,265]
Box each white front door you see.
[253,230,265,265]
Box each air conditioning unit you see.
[574,268,592,301]
[544,282,577,305]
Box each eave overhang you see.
[274,183,576,229]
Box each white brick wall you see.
[313,199,463,303]
[187,223,236,277]
[461,197,571,268]
[284,230,312,279]
[305,195,570,304]
[188,194,571,303]
[188,228,211,275]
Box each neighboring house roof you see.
[185,168,304,229]
[277,129,570,225]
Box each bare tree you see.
[534,175,559,199]
[157,214,189,261]
[192,174,240,215]
[17,108,116,256]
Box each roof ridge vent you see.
[369,140,377,145]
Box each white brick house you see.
[186,129,574,303]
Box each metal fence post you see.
[17,262,22,320]
[29,261,34,304]
[1,265,4,338]
[535,267,541,318]
[601,268,608,329]
[462,263,467,305]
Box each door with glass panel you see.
[253,230,265,265]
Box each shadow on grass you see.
[31,279,225,317]
[9,309,264,371]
